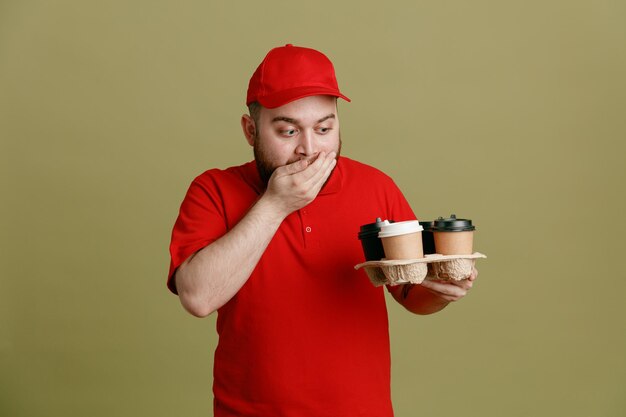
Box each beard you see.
[253,133,342,187]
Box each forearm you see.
[389,269,477,315]
[174,153,337,317]
[175,195,285,317]
[389,284,451,315]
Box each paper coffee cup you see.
[432,214,475,255]
[378,221,424,260]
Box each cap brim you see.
[255,86,350,109]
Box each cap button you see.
[285,43,293,47]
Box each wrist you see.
[399,284,451,315]
[254,193,291,225]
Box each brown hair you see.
[247,101,261,132]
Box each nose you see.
[295,130,315,157]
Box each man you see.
[168,44,477,417]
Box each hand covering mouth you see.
[300,153,321,166]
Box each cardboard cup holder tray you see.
[354,253,487,287]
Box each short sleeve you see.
[167,174,227,294]
[387,178,417,223]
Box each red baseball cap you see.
[246,44,351,109]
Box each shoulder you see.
[334,156,415,222]
[177,161,260,219]
[192,161,253,182]
[338,157,397,186]
[190,161,260,191]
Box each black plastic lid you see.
[419,220,434,231]
[358,218,391,239]
[431,214,475,232]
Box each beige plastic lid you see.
[378,220,423,238]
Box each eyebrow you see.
[271,114,336,124]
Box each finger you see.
[275,158,311,177]
[440,278,472,289]
[301,152,323,166]
[288,151,329,183]
[452,279,473,291]
[308,152,336,188]
[306,163,336,199]
[297,151,335,191]
[463,268,477,283]
[420,280,467,300]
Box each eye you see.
[317,127,332,134]
[280,128,298,137]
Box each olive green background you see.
[1,1,625,416]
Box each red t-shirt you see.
[168,157,416,417]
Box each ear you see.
[241,114,256,146]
